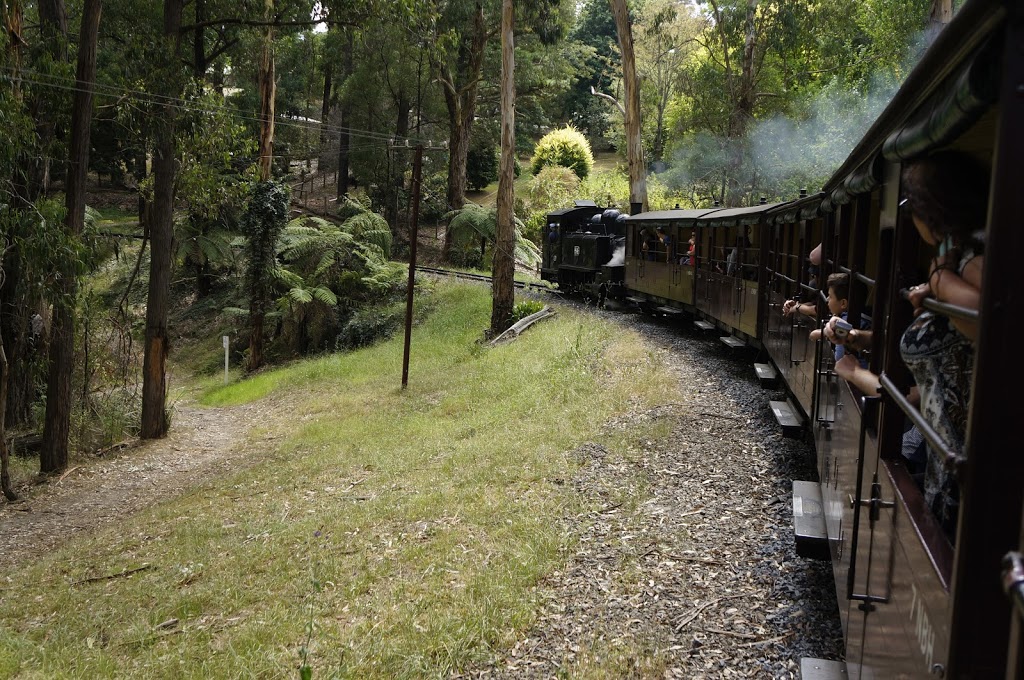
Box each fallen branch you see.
[695,411,744,421]
[704,627,759,639]
[665,553,727,566]
[71,564,152,586]
[675,593,747,632]
[57,466,81,484]
[738,632,792,648]
[490,307,556,345]
[94,439,136,458]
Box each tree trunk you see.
[610,0,647,213]
[39,0,102,473]
[192,0,206,80]
[0,293,18,499]
[3,0,67,431]
[385,92,410,231]
[336,30,353,199]
[319,59,332,150]
[720,0,757,206]
[931,0,953,23]
[141,0,184,439]
[490,0,515,335]
[248,0,276,372]
[440,2,487,260]
[257,0,276,182]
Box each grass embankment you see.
[0,282,674,678]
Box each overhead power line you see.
[2,66,444,148]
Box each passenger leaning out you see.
[782,243,822,318]
[832,150,987,538]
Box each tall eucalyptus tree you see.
[39,0,103,472]
[609,0,646,212]
[140,0,184,438]
[491,0,514,334]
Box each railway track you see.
[415,266,559,293]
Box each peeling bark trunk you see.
[141,0,183,439]
[490,0,515,335]
[610,0,647,212]
[257,1,276,182]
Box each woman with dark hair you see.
[899,149,987,536]
[833,150,987,538]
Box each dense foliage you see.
[530,126,595,179]
[0,0,938,468]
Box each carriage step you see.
[799,657,848,679]
[793,481,830,561]
[656,306,683,316]
[770,399,804,437]
[626,296,646,305]
[754,362,778,387]
[694,319,715,331]
[720,335,745,349]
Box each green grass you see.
[0,282,674,678]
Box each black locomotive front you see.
[542,201,626,300]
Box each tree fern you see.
[444,203,541,267]
[343,211,392,259]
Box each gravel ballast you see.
[467,300,845,678]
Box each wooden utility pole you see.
[610,0,648,214]
[491,0,516,334]
[401,146,423,389]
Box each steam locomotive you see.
[542,1,1024,676]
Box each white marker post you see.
[223,335,230,384]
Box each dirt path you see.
[0,401,272,573]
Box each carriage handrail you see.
[767,270,797,285]
[878,373,963,468]
[837,265,876,287]
[899,288,979,322]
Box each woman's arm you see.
[930,254,983,340]
[835,354,880,395]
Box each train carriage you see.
[623,209,716,311]
[541,0,1022,673]
[780,0,1023,675]
[692,202,782,340]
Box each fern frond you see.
[286,215,336,231]
[343,211,392,258]
[312,286,338,306]
[268,265,305,288]
[446,204,497,243]
[288,287,314,304]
